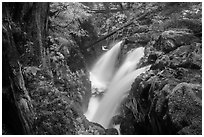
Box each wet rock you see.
[150,61,165,70]
[120,66,201,134]
[105,128,119,135]
[154,29,199,53]
[118,28,202,134]
[168,43,202,69]
[128,32,150,46]
[111,115,124,125]
[147,54,158,64]
[168,83,202,135]
[120,118,136,135]
[87,122,106,135]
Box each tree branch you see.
[86,6,163,49]
[86,11,150,49]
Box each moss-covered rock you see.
[105,128,119,135]
[118,27,202,135]
[154,29,199,53]
[168,83,202,134]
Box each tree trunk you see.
[2,2,49,134]
[24,2,49,66]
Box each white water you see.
[84,94,100,121]
[91,65,150,128]
[85,41,150,129]
[110,47,145,86]
[90,41,123,90]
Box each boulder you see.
[105,128,119,135]
[168,83,202,134]
[118,28,202,135]
[153,29,199,53]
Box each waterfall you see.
[110,47,145,86]
[85,41,150,129]
[91,65,150,128]
[84,94,100,121]
[90,41,123,90]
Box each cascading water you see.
[109,47,145,86]
[91,65,150,128]
[85,41,150,129]
[85,41,123,121]
[84,94,100,121]
[90,41,123,90]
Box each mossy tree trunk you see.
[2,2,49,134]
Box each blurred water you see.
[90,41,123,90]
[85,42,150,128]
[91,65,150,128]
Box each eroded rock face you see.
[118,28,202,135]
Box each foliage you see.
[85,2,201,44]
[3,2,201,135]
[26,59,91,134]
[33,2,202,135]
[50,2,91,38]
[24,31,91,134]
